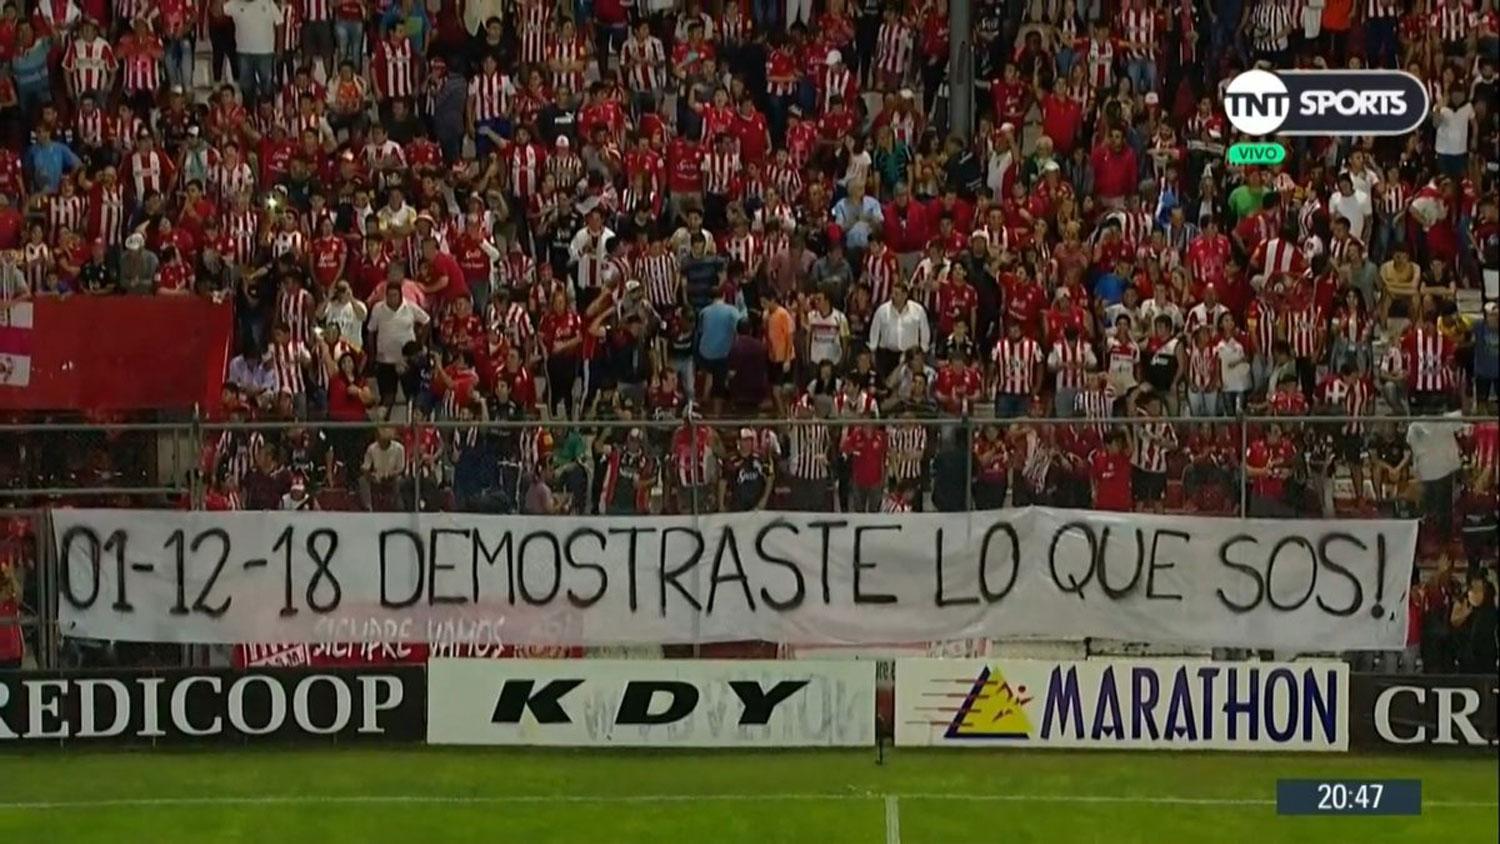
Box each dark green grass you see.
[0,748,1493,843]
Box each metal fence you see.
[2,411,1495,671]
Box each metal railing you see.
[3,410,1494,671]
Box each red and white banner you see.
[0,298,232,411]
[0,302,32,389]
[233,641,584,668]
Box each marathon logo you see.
[1224,70,1430,137]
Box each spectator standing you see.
[224,0,282,107]
[359,426,407,510]
[0,562,21,669]
[1408,412,1467,550]
[366,281,432,414]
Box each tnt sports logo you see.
[1223,70,1429,137]
[1224,70,1291,135]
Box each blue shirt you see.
[832,195,884,249]
[698,301,742,361]
[26,141,82,194]
[1474,320,1500,380]
[227,356,280,395]
[1094,272,1128,307]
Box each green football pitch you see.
[0,748,1494,843]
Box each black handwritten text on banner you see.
[51,509,1418,650]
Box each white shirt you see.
[806,308,849,365]
[376,203,417,234]
[1434,103,1474,156]
[1328,189,1372,237]
[1217,337,1252,392]
[224,0,282,54]
[366,299,431,364]
[869,300,931,353]
[324,299,367,351]
[1407,418,1467,482]
[363,440,408,480]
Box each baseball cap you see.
[739,428,757,440]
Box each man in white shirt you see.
[1328,173,1372,244]
[805,290,849,367]
[1433,86,1476,179]
[366,282,430,414]
[375,187,417,238]
[1407,410,1468,546]
[868,281,930,378]
[359,427,408,510]
[568,209,616,305]
[224,0,281,105]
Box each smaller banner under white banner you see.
[427,659,876,747]
[895,659,1349,751]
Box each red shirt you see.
[1040,94,1084,155]
[733,110,771,165]
[540,310,583,358]
[1246,438,1296,499]
[667,138,704,194]
[1090,143,1139,199]
[934,365,984,414]
[843,426,889,487]
[1090,449,1133,510]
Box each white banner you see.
[51,509,1417,650]
[895,659,1349,751]
[426,659,876,747]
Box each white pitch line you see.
[0,793,1493,811]
[884,796,901,844]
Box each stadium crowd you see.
[0,0,1494,564]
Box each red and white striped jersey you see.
[785,421,831,479]
[268,339,311,397]
[1114,209,1153,249]
[506,143,545,198]
[1379,181,1408,217]
[88,183,127,246]
[63,37,115,93]
[468,72,514,123]
[1117,6,1159,62]
[126,149,171,198]
[992,336,1043,395]
[487,300,536,348]
[1049,338,1096,391]
[547,151,584,192]
[277,285,315,348]
[887,424,928,481]
[703,150,740,195]
[862,250,900,306]
[120,36,162,93]
[75,108,111,148]
[549,38,587,94]
[301,0,332,20]
[1076,385,1116,430]
[1287,302,1324,359]
[1366,0,1400,18]
[831,388,880,418]
[47,194,87,244]
[228,209,262,265]
[1327,234,1364,264]
[1083,37,1116,90]
[819,67,857,114]
[1131,419,1176,474]
[765,162,804,202]
[1335,377,1373,433]
[210,161,256,200]
[1404,328,1453,392]
[875,18,915,78]
[278,2,303,54]
[373,38,418,100]
[724,233,761,278]
[1254,236,1306,279]
[1431,1,1474,41]
[630,252,673,310]
[518,0,554,66]
[273,228,308,260]
[22,242,50,289]
[1188,341,1221,390]
[622,35,665,92]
